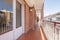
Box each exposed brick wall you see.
[25,4,30,33]
[29,7,36,30]
[23,0,36,33]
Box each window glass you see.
[16,1,22,28]
[0,0,13,35]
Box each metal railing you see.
[42,20,60,40]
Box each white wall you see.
[0,27,24,40]
[36,11,41,27]
[36,11,41,19]
[0,0,25,40]
[0,31,14,40]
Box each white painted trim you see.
[13,0,16,30]
[21,5,25,33]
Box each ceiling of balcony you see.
[25,0,44,10]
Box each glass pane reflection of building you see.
[0,10,13,34]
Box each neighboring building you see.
[44,12,60,22]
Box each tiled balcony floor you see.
[17,26,42,40]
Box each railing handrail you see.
[46,20,60,24]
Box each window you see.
[0,0,13,35]
[16,1,22,28]
[56,17,60,21]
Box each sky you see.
[0,0,13,12]
[44,0,60,17]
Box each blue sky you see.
[0,0,13,12]
[44,0,60,17]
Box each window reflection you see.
[16,1,22,28]
[0,10,13,34]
